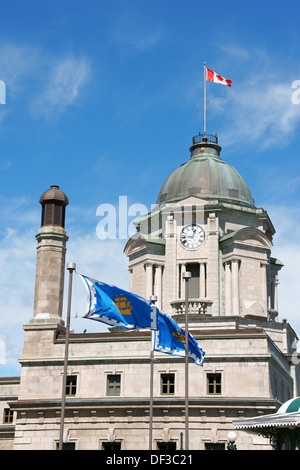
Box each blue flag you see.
[153,312,205,365]
[78,273,158,330]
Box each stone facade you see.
[1,137,300,450]
[0,377,19,450]
[3,317,298,450]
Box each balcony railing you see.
[170,298,213,316]
[192,133,218,145]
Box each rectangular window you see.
[207,373,222,395]
[161,373,175,395]
[157,441,176,450]
[186,263,200,298]
[205,443,225,450]
[102,442,121,450]
[3,408,13,424]
[107,374,121,396]
[55,442,76,450]
[66,375,77,396]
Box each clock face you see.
[180,224,205,250]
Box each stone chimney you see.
[31,185,69,324]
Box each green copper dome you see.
[157,135,255,208]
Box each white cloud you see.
[202,47,300,149]
[131,29,163,54]
[218,44,250,60]
[0,43,40,96]
[0,159,11,171]
[211,79,300,149]
[111,14,163,58]
[0,42,91,122]
[265,204,300,335]
[30,56,91,120]
[65,234,128,335]
[0,226,36,376]
[274,243,300,327]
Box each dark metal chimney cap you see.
[39,185,69,206]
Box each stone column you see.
[145,263,153,300]
[274,274,279,312]
[260,262,268,316]
[206,212,219,315]
[154,265,163,309]
[199,262,206,298]
[162,215,177,314]
[224,261,231,315]
[180,263,186,299]
[128,268,133,292]
[176,263,180,300]
[231,259,240,316]
[267,263,272,310]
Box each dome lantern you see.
[189,132,221,159]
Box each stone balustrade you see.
[170,298,213,315]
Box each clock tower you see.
[124,133,282,324]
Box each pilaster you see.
[206,213,219,315]
[231,259,240,316]
[162,215,177,314]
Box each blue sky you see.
[1,0,300,376]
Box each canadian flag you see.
[206,67,232,87]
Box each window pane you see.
[102,442,121,450]
[207,374,221,395]
[66,375,77,396]
[3,408,13,424]
[161,373,175,395]
[107,375,121,396]
[186,263,200,298]
[55,442,76,450]
[205,443,225,450]
[157,442,176,450]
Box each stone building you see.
[0,133,299,450]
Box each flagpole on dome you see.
[204,62,207,137]
[149,295,158,451]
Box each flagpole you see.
[59,262,76,451]
[149,335,154,450]
[149,295,157,451]
[182,271,191,450]
[204,62,206,136]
